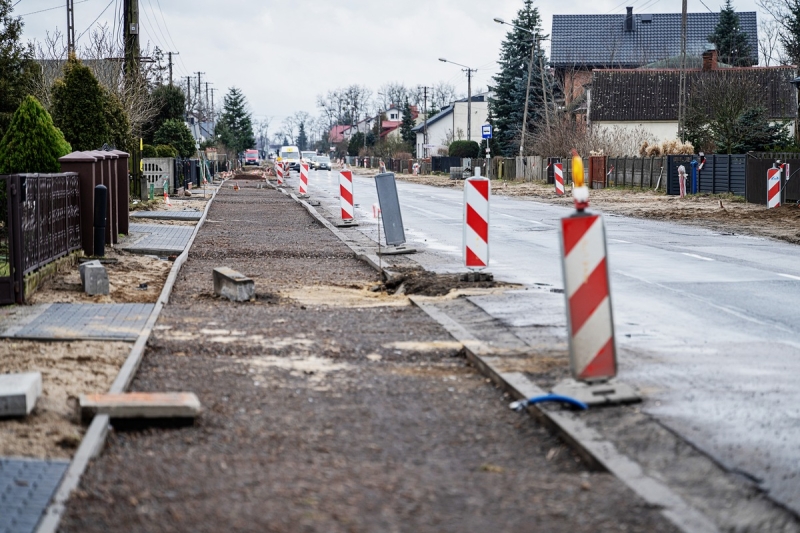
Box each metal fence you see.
[665,154,746,196]
[0,173,81,304]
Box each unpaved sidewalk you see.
[60,180,675,532]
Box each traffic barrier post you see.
[463,176,490,269]
[336,170,358,227]
[299,161,309,196]
[767,166,781,208]
[553,151,639,406]
[554,163,565,196]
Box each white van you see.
[279,146,301,171]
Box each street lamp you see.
[439,57,477,142]
[494,17,550,157]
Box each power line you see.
[153,0,189,76]
[19,0,88,17]
[698,0,715,13]
[76,0,114,42]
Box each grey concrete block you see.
[79,392,202,421]
[0,372,42,417]
[79,261,109,295]
[213,267,255,302]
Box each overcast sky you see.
[17,0,765,123]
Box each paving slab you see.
[0,373,42,417]
[0,458,68,533]
[79,392,202,421]
[0,303,154,341]
[121,223,194,256]
[129,211,202,221]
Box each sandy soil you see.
[130,197,209,213]
[394,174,800,245]
[0,340,130,459]
[28,248,171,304]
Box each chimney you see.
[625,7,633,32]
[702,48,718,71]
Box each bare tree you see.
[759,18,784,65]
[30,25,159,138]
[377,82,409,111]
[431,81,457,109]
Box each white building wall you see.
[451,100,489,142]
[593,121,679,143]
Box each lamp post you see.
[494,17,550,157]
[439,58,477,142]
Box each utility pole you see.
[123,0,140,81]
[210,88,217,132]
[420,86,431,158]
[185,76,192,119]
[66,0,75,54]
[167,51,179,86]
[205,82,211,125]
[195,72,205,121]
[465,67,475,141]
[678,0,688,141]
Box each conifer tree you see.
[780,0,800,65]
[153,119,195,157]
[297,122,308,151]
[0,95,71,174]
[708,0,754,66]
[51,57,110,151]
[216,87,255,155]
[0,0,35,139]
[400,99,416,153]
[488,0,556,156]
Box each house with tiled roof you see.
[551,7,758,108]
[587,49,797,143]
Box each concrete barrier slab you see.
[0,372,42,417]
[79,392,201,421]
[213,267,255,302]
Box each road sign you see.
[375,173,406,246]
[481,124,492,139]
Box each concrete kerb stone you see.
[34,178,224,533]
[0,372,42,417]
[282,178,720,533]
[78,260,109,295]
[212,267,255,302]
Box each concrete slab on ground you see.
[79,392,202,421]
[0,303,154,341]
[121,223,194,256]
[0,458,68,533]
[129,211,202,221]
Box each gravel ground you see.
[60,181,675,532]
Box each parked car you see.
[312,156,331,171]
[302,151,317,163]
[244,149,259,166]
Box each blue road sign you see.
[481,124,492,139]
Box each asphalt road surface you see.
[304,168,800,516]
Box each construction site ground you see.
[59,177,676,532]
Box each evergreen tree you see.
[488,0,555,156]
[143,84,186,143]
[348,132,365,156]
[154,119,196,157]
[52,57,110,151]
[0,95,71,174]
[400,99,416,152]
[297,122,308,150]
[0,0,35,140]
[215,87,255,155]
[780,0,800,65]
[708,0,754,66]
[103,89,131,152]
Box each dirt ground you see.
[395,174,800,245]
[0,340,130,458]
[28,248,171,305]
[60,179,676,533]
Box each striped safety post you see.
[463,176,490,269]
[299,161,309,195]
[276,162,284,185]
[339,170,355,221]
[554,162,565,196]
[767,166,781,209]
[560,151,617,382]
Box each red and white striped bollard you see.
[767,166,781,208]
[464,176,490,269]
[299,161,309,196]
[554,162,565,196]
[339,170,355,221]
